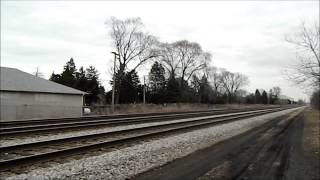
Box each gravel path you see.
[4,107,302,180]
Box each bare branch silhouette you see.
[285,22,320,89]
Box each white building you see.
[278,94,294,104]
[0,67,86,121]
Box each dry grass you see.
[303,108,320,156]
[90,103,280,115]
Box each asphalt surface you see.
[132,109,319,180]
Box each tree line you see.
[49,17,289,106]
[50,57,283,106]
[106,17,249,105]
[105,17,285,105]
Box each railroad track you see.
[0,108,233,128]
[0,107,281,137]
[0,107,290,171]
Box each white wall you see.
[0,91,83,121]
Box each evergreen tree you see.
[49,72,62,83]
[86,66,98,81]
[149,62,166,93]
[191,75,201,102]
[58,58,77,87]
[49,59,105,105]
[122,70,141,103]
[177,77,193,102]
[148,62,166,103]
[245,93,255,104]
[74,67,87,92]
[199,75,212,103]
[165,77,180,103]
[111,70,142,104]
[85,66,101,104]
[262,90,268,104]
[64,58,77,76]
[255,89,261,104]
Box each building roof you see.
[279,94,294,101]
[0,67,86,95]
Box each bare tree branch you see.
[285,21,320,89]
[106,17,158,73]
[156,40,211,83]
[219,69,249,102]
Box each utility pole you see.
[111,52,119,113]
[143,76,146,104]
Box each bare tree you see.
[174,40,211,84]
[33,67,44,78]
[219,70,249,103]
[205,66,222,93]
[157,40,211,84]
[157,42,180,79]
[268,86,281,104]
[272,86,281,97]
[107,17,158,73]
[285,22,320,88]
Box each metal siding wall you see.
[0,91,83,121]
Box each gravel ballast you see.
[4,107,302,180]
[0,109,276,147]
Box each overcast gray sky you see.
[1,1,319,101]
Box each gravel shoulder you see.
[132,108,304,180]
[132,107,319,180]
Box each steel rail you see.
[0,108,280,152]
[0,108,288,171]
[0,107,283,136]
[0,108,229,127]
[0,106,283,128]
